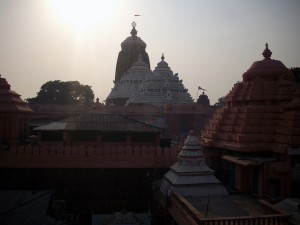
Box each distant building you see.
[197,91,210,106]
[201,44,300,198]
[0,74,32,147]
[107,22,195,107]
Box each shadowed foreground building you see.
[157,131,290,225]
[201,44,300,199]
[0,110,179,222]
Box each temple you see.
[114,21,150,82]
[160,130,228,197]
[107,22,194,106]
[127,54,193,105]
[0,19,299,225]
[158,131,291,225]
[106,54,152,106]
[201,44,300,198]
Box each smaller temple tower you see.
[106,54,152,106]
[0,74,32,147]
[160,130,228,197]
[197,91,210,106]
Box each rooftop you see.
[34,113,161,132]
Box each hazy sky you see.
[0,0,299,104]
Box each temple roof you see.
[201,44,300,153]
[121,21,146,49]
[34,113,160,132]
[160,130,228,197]
[0,74,32,113]
[107,55,152,105]
[243,43,294,82]
[248,43,286,70]
[126,55,194,105]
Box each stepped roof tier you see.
[0,74,32,113]
[201,44,300,153]
[106,55,152,106]
[126,55,194,106]
[115,21,150,82]
[160,130,228,197]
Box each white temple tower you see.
[160,130,228,197]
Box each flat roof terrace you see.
[168,191,290,225]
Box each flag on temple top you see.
[134,15,141,16]
[198,86,206,91]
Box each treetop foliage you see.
[26,80,95,105]
[290,67,300,83]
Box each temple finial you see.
[262,42,272,59]
[130,21,137,36]
[132,21,136,28]
[161,53,165,61]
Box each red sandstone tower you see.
[0,74,32,147]
[201,44,300,198]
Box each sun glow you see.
[49,0,117,32]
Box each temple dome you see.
[121,22,146,48]
[0,74,32,113]
[121,34,146,49]
[243,43,294,82]
[249,59,286,70]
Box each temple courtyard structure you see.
[0,20,299,225]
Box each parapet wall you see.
[0,144,179,169]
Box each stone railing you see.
[0,144,179,168]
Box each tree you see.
[214,96,225,107]
[26,80,95,104]
[290,67,300,83]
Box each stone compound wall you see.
[0,144,179,168]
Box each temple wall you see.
[0,144,179,168]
